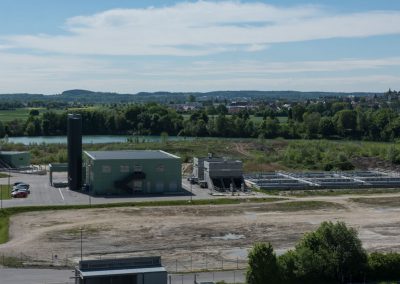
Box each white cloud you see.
[2,1,400,56]
[0,51,399,94]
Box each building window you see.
[120,165,129,173]
[134,164,142,171]
[133,181,143,191]
[102,165,111,173]
[156,164,165,172]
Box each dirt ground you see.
[1,194,400,270]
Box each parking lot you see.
[0,171,254,208]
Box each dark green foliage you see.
[293,221,367,283]
[246,243,281,284]
[247,222,400,283]
[368,252,400,281]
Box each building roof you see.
[84,150,179,160]
[0,151,29,155]
[78,266,166,278]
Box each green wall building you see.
[0,151,30,168]
[84,150,182,195]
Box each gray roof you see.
[84,150,179,160]
[78,267,166,278]
[0,151,28,155]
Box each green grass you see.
[0,212,9,244]
[0,185,11,200]
[262,200,345,211]
[0,108,47,122]
[350,197,400,207]
[1,138,400,172]
[261,188,400,197]
[0,173,10,178]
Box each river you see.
[5,135,194,145]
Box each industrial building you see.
[245,170,400,190]
[84,150,182,195]
[0,151,30,168]
[192,155,244,191]
[74,256,167,284]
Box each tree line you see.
[1,101,400,142]
[246,221,400,284]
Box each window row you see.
[101,164,165,173]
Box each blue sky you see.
[0,0,399,94]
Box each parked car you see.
[12,186,30,194]
[11,190,28,198]
[12,182,29,189]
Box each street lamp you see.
[80,227,83,261]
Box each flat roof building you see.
[75,256,167,284]
[84,150,182,195]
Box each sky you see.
[0,0,400,94]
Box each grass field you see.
[0,185,11,200]
[0,108,45,122]
[0,107,103,123]
[0,173,10,178]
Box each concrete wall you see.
[85,155,182,195]
[193,157,224,180]
[204,160,243,178]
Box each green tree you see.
[333,110,357,137]
[246,243,281,284]
[303,112,321,138]
[294,221,367,283]
[29,109,40,116]
[319,117,335,137]
[292,104,306,122]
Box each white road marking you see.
[58,188,64,200]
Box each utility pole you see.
[190,181,193,202]
[80,227,83,262]
[1,184,3,210]
[7,167,10,190]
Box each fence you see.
[169,270,246,284]
[0,251,248,273]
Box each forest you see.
[1,96,400,144]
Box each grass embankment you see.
[0,185,11,200]
[0,173,10,178]
[350,196,400,207]
[261,188,400,197]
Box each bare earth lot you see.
[1,195,400,271]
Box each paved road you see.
[0,268,245,284]
[0,172,257,209]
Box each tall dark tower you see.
[67,114,82,191]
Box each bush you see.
[368,252,400,281]
[246,243,281,284]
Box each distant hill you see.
[0,89,381,104]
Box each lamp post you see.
[190,181,193,202]
[80,227,83,262]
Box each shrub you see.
[246,243,281,284]
[368,252,400,281]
